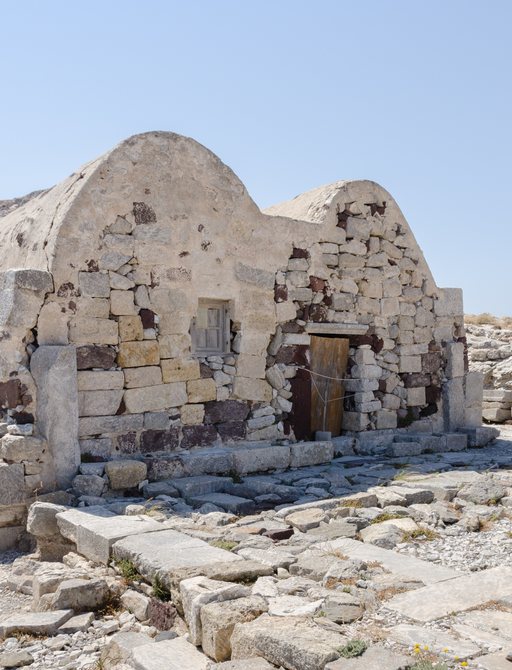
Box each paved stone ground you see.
[3,428,512,669]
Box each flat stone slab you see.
[112,529,242,585]
[313,537,460,585]
[388,623,480,659]
[325,644,412,669]
[387,567,512,621]
[476,652,512,670]
[131,637,208,669]
[0,610,73,638]
[189,492,255,514]
[61,512,164,564]
[453,609,512,646]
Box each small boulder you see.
[105,460,147,490]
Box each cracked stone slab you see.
[0,610,74,638]
[313,537,461,585]
[325,644,413,669]
[388,623,480,659]
[130,637,208,669]
[112,529,242,586]
[387,567,512,621]
[476,652,512,670]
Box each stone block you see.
[119,315,143,341]
[180,576,250,646]
[0,462,26,506]
[325,644,415,669]
[230,614,345,669]
[78,271,110,298]
[124,383,187,413]
[0,610,74,638]
[201,596,268,662]
[407,387,426,406]
[118,340,159,367]
[399,355,421,373]
[235,263,274,289]
[446,341,465,379]
[187,378,217,403]
[162,358,200,383]
[105,460,147,489]
[47,577,110,612]
[130,637,209,670]
[443,377,465,431]
[69,317,118,345]
[112,529,243,586]
[31,346,81,489]
[76,344,116,370]
[124,366,163,388]
[76,514,163,564]
[78,389,123,416]
[77,370,124,391]
[204,400,250,424]
[434,287,463,317]
[236,354,266,379]
[37,302,69,345]
[27,502,67,539]
[289,441,333,467]
[375,410,398,429]
[79,413,144,437]
[181,425,219,449]
[0,435,47,462]
[189,492,254,514]
[342,412,369,432]
[232,443,290,475]
[181,404,205,425]
[350,364,381,379]
[110,289,137,315]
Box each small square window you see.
[191,300,230,356]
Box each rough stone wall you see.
[0,133,480,509]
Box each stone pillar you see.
[30,346,80,489]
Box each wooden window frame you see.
[191,299,231,356]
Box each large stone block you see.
[124,366,163,388]
[78,389,123,416]
[289,441,333,467]
[105,460,147,490]
[180,576,251,646]
[119,315,143,341]
[232,443,290,475]
[446,342,465,379]
[118,341,160,367]
[0,463,26,505]
[30,346,80,489]
[77,370,124,391]
[233,377,272,403]
[161,358,200,383]
[124,383,187,413]
[37,302,69,345]
[187,378,217,403]
[434,288,463,317]
[204,400,250,424]
[78,271,110,298]
[230,614,345,669]
[130,637,209,670]
[443,377,465,431]
[76,345,116,370]
[235,263,275,289]
[111,290,137,315]
[79,414,144,437]
[69,317,118,345]
[0,435,47,461]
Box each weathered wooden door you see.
[310,336,349,437]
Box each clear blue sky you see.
[1,1,510,315]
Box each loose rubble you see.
[2,428,512,669]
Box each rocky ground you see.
[467,322,512,391]
[2,429,512,669]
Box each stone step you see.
[169,475,232,498]
[0,610,74,638]
[188,492,255,515]
[144,441,336,483]
[313,537,461,585]
[56,509,163,564]
[386,566,512,621]
[112,529,243,587]
[130,637,208,669]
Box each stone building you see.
[0,131,481,546]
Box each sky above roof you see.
[1,0,510,315]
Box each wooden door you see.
[310,336,349,437]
